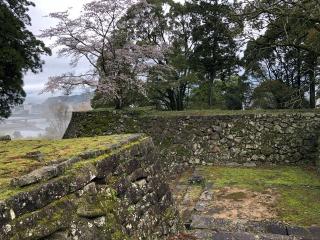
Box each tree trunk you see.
[306,53,317,109]
[310,76,316,108]
[167,89,177,111]
[297,50,301,88]
[208,72,215,107]
[177,84,186,111]
[114,98,123,110]
[296,50,305,107]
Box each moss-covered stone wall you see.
[64,111,320,166]
[317,137,320,173]
[0,134,182,240]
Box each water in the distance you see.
[0,115,50,139]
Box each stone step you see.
[190,215,320,239]
[190,229,313,240]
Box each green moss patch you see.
[9,195,76,240]
[224,192,247,201]
[71,136,149,171]
[89,107,320,117]
[0,134,139,198]
[199,166,320,191]
[276,188,320,226]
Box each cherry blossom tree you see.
[124,0,198,110]
[41,0,163,109]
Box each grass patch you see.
[0,134,138,198]
[224,192,247,201]
[187,185,204,201]
[277,188,320,226]
[199,166,320,191]
[88,107,320,117]
[196,166,320,226]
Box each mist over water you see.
[0,116,49,138]
[0,93,92,140]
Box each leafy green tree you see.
[190,76,249,110]
[239,0,320,55]
[0,0,51,118]
[107,0,243,111]
[147,38,199,110]
[243,24,318,109]
[91,85,149,109]
[251,80,309,109]
[240,0,320,108]
[124,0,199,111]
[189,0,242,107]
[224,76,249,110]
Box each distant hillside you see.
[42,93,93,107]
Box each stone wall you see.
[64,111,320,166]
[317,137,320,173]
[0,134,181,240]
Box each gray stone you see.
[0,136,180,239]
[46,231,69,240]
[199,190,214,201]
[260,155,266,161]
[258,234,301,240]
[93,217,106,228]
[128,168,148,182]
[308,226,320,239]
[11,165,60,187]
[287,226,312,238]
[264,222,288,235]
[188,175,205,185]
[194,201,209,212]
[213,126,223,133]
[211,133,221,140]
[243,162,257,167]
[135,179,147,188]
[190,215,233,231]
[83,182,97,195]
[211,232,256,240]
[77,204,105,218]
[226,162,241,167]
[274,125,283,133]
[190,215,215,230]
[25,151,44,161]
[227,135,234,140]
[191,229,214,239]
[239,151,247,157]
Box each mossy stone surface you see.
[0,134,140,199]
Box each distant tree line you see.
[1,0,320,118]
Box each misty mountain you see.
[42,93,93,107]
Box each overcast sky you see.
[24,0,184,104]
[24,0,94,103]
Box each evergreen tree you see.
[189,0,242,107]
[125,0,199,111]
[0,0,51,118]
[240,0,320,108]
